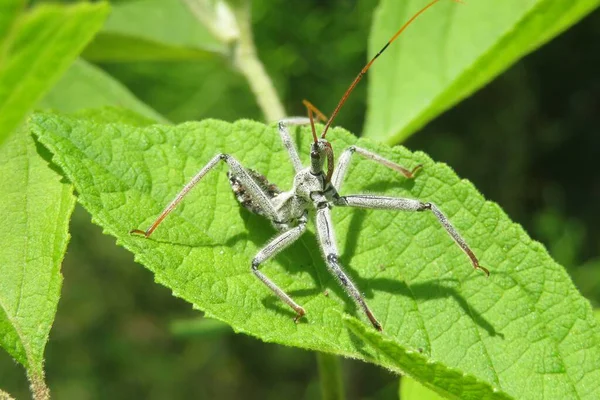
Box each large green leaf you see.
[31,110,600,399]
[100,59,259,123]
[0,0,25,40]
[82,0,225,62]
[0,2,110,146]
[363,0,600,144]
[0,128,75,398]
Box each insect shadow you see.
[231,204,501,340]
[365,276,503,339]
[339,207,502,339]
[228,206,369,320]
[340,178,416,262]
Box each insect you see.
[131,0,489,331]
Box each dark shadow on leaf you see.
[225,232,251,247]
[359,276,503,339]
[347,321,375,359]
[261,297,298,320]
[340,209,367,265]
[288,288,322,298]
[32,131,72,185]
[360,177,416,193]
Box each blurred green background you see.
[2,0,599,398]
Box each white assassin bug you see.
[131,0,489,331]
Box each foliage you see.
[364,0,600,144]
[0,0,599,398]
[31,109,600,399]
[0,2,109,145]
[0,2,108,398]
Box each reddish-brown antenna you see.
[320,0,455,139]
[303,99,328,143]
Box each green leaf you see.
[317,352,344,400]
[0,2,110,146]
[40,58,168,123]
[82,0,225,62]
[0,127,75,398]
[0,1,25,40]
[400,375,446,400]
[170,317,231,338]
[100,60,259,123]
[31,109,600,399]
[363,0,600,144]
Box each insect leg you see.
[315,206,382,331]
[252,212,309,321]
[334,195,489,276]
[332,146,422,191]
[131,154,282,237]
[278,101,328,173]
[277,118,309,173]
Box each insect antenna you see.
[320,0,458,139]
[302,99,336,182]
[302,99,328,143]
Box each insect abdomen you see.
[228,169,281,217]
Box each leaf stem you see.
[0,388,16,400]
[183,0,286,122]
[230,1,285,122]
[316,352,345,400]
[28,374,49,400]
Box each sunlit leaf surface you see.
[31,109,600,399]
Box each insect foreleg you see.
[315,206,382,331]
[332,146,422,191]
[277,118,310,173]
[334,195,489,276]
[252,211,309,321]
[131,154,281,237]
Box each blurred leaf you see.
[0,127,76,398]
[40,58,168,123]
[0,2,110,146]
[83,0,225,62]
[317,352,344,400]
[0,0,25,40]
[31,109,600,399]
[364,0,600,144]
[399,375,445,400]
[170,317,231,338]
[100,60,260,123]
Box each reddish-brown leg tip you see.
[293,308,306,324]
[367,314,383,332]
[410,164,423,178]
[478,265,490,277]
[130,229,146,236]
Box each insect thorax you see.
[228,168,317,231]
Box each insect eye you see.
[310,151,319,158]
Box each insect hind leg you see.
[315,206,382,331]
[334,195,489,276]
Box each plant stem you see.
[231,2,285,122]
[0,388,16,400]
[183,0,286,122]
[317,352,345,400]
